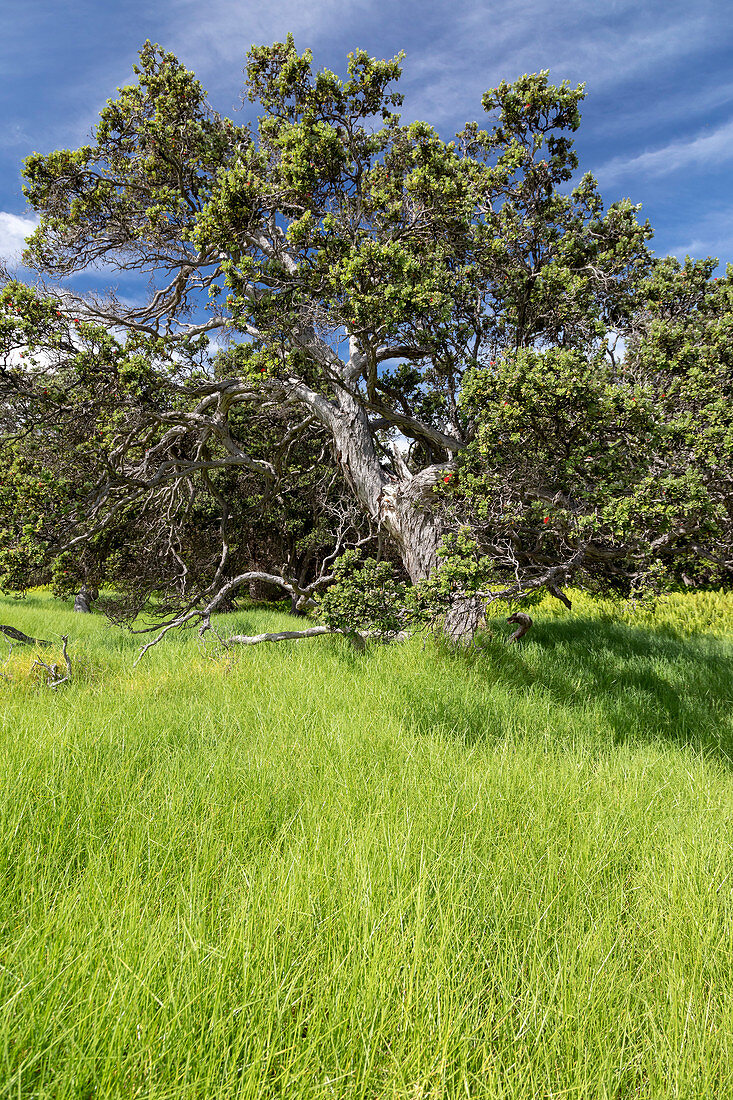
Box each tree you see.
[0,281,381,625]
[6,38,731,646]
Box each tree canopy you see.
[1,37,731,646]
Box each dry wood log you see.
[0,625,52,646]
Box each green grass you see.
[1,589,733,1098]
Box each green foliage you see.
[317,551,408,635]
[6,38,733,628]
[447,313,733,596]
[0,279,369,616]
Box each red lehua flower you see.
[490,360,495,365]
[543,516,549,523]
[443,475,451,483]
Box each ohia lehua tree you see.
[1,36,730,644]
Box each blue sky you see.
[2,0,733,274]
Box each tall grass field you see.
[1,589,732,1098]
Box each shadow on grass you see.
[396,616,733,762]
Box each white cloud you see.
[596,117,733,186]
[16,0,374,166]
[590,79,733,142]
[0,211,39,263]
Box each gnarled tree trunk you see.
[74,584,98,613]
[386,484,485,644]
[328,392,481,643]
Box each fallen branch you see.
[223,626,335,646]
[0,624,53,647]
[222,626,375,650]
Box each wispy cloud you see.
[659,204,733,265]
[589,79,733,142]
[168,0,371,85]
[595,117,733,186]
[0,212,39,263]
[397,0,714,127]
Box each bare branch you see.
[33,634,72,687]
[223,626,335,645]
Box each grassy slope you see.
[0,590,732,1099]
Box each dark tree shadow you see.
[391,617,733,763]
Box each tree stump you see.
[74,584,98,613]
[507,612,533,642]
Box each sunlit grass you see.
[0,589,732,1097]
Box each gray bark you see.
[0,624,52,646]
[312,382,491,643]
[444,596,486,646]
[326,391,443,581]
[288,357,479,640]
[326,397,484,642]
[74,585,98,613]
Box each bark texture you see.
[326,392,487,640]
[444,596,486,646]
[74,585,98,613]
[0,624,52,646]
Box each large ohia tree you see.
[3,37,730,646]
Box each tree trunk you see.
[74,584,98,613]
[387,484,484,644]
[378,471,440,581]
[248,577,282,602]
[320,391,481,643]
